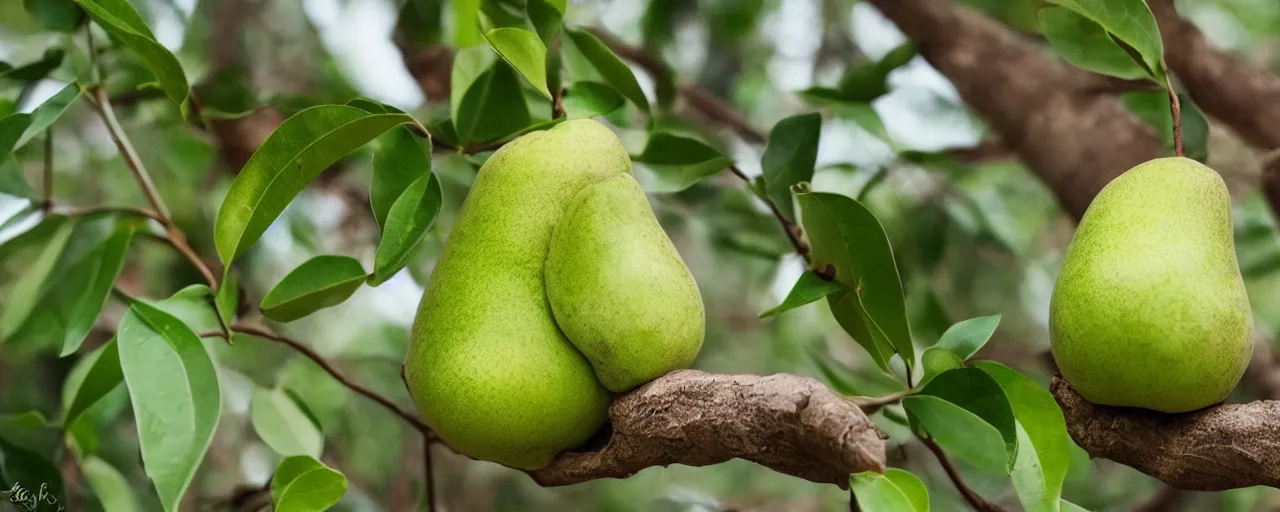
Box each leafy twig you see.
[919,436,1007,512]
[727,165,812,263]
[207,324,435,436]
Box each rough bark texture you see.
[529,370,888,488]
[1148,0,1280,217]
[865,0,1164,220]
[1052,376,1280,491]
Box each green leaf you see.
[918,346,964,387]
[935,314,1001,360]
[484,27,551,99]
[0,50,64,83]
[63,338,123,428]
[450,46,498,127]
[117,302,220,512]
[0,217,74,341]
[25,0,86,32]
[373,173,442,285]
[0,83,81,195]
[370,127,431,228]
[72,0,191,114]
[58,220,137,356]
[260,255,367,322]
[527,0,564,42]
[878,42,918,72]
[270,456,348,512]
[850,469,927,512]
[251,387,324,458]
[0,436,65,508]
[903,394,1009,473]
[1180,94,1210,163]
[216,273,239,326]
[837,65,890,104]
[81,456,138,512]
[562,81,625,119]
[632,132,733,193]
[840,102,892,144]
[451,0,483,47]
[795,189,912,373]
[1061,500,1091,512]
[916,367,1019,472]
[454,60,533,143]
[15,83,81,150]
[974,361,1071,512]
[564,28,650,114]
[214,105,418,264]
[761,113,821,221]
[760,271,848,318]
[146,285,221,334]
[1044,0,1165,81]
[1039,7,1149,80]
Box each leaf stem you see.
[920,436,1007,512]
[1165,74,1184,157]
[727,165,812,263]
[849,388,911,414]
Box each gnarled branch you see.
[1051,376,1280,491]
[529,370,888,488]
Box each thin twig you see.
[849,389,911,414]
[85,85,172,220]
[41,128,53,214]
[424,437,437,512]
[1165,73,1184,157]
[727,165,812,263]
[57,205,164,222]
[920,437,1006,512]
[218,324,434,436]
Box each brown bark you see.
[1052,376,1280,491]
[529,370,888,488]
[865,0,1164,220]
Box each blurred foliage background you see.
[3,0,1280,510]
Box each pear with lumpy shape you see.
[403,119,705,469]
[545,173,705,392]
[1050,157,1252,413]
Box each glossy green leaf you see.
[484,27,551,99]
[370,127,431,228]
[450,46,497,126]
[58,221,136,356]
[1120,90,1209,162]
[0,436,64,508]
[632,132,733,193]
[975,361,1071,512]
[878,42,918,72]
[261,255,367,322]
[214,105,418,263]
[0,217,74,341]
[760,271,848,318]
[1061,500,1090,512]
[562,81,625,119]
[936,314,1001,360]
[1040,7,1149,80]
[917,367,1019,472]
[527,0,564,42]
[146,285,221,334]
[0,84,81,198]
[270,456,348,512]
[451,0,483,47]
[0,50,64,83]
[15,83,81,150]
[216,273,239,327]
[373,172,442,284]
[63,338,123,428]
[796,188,912,372]
[1044,0,1164,81]
[565,28,650,113]
[81,456,138,512]
[25,0,85,32]
[117,302,220,512]
[850,469,925,512]
[251,387,324,458]
[903,394,1009,473]
[454,60,532,143]
[72,0,190,113]
[761,113,821,221]
[918,346,964,388]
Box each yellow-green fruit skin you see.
[404,120,622,469]
[546,173,705,392]
[1050,157,1252,413]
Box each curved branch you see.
[1051,376,1280,491]
[529,370,888,488]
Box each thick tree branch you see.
[865,0,1163,220]
[529,370,888,488]
[1052,376,1280,491]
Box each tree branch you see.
[1052,376,1280,491]
[529,370,887,488]
[727,165,812,263]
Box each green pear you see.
[1050,157,1252,413]
[403,119,705,469]
[546,173,705,392]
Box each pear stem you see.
[1165,73,1184,157]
